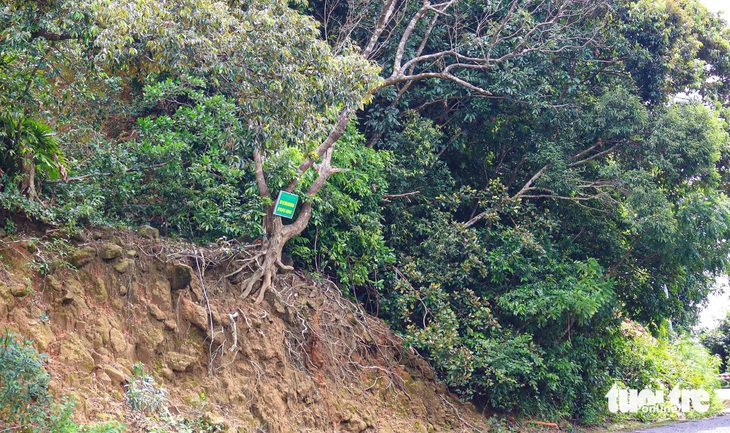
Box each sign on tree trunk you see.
[273,191,299,219]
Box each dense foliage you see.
[702,311,730,373]
[2,0,729,423]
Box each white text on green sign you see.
[273,191,299,219]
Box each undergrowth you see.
[0,332,223,433]
[0,331,123,432]
[125,362,223,433]
[607,329,723,423]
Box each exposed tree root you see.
[238,238,293,304]
[240,266,264,300]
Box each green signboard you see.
[273,191,299,219]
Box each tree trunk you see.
[243,146,338,303]
[240,229,287,304]
[241,202,313,303]
[19,149,38,200]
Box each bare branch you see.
[393,0,451,73]
[363,0,401,57]
[567,142,622,167]
[384,71,496,96]
[380,191,421,202]
[570,139,604,161]
[513,163,551,199]
[372,0,606,98]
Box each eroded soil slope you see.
[0,226,490,432]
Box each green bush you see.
[125,362,169,415]
[125,363,222,433]
[0,332,130,432]
[610,330,722,422]
[0,331,76,432]
[79,422,126,433]
[52,77,263,240]
[701,311,730,373]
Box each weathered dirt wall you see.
[0,227,489,432]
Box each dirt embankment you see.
[0,226,490,432]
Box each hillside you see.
[3,0,730,426]
[0,224,492,432]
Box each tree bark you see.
[18,150,38,200]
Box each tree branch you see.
[380,191,421,202]
[462,163,550,228]
[285,108,352,192]
[377,0,606,99]
[254,147,271,198]
[513,163,551,199]
[30,29,74,41]
[362,0,401,58]
[283,147,344,240]
[393,0,443,72]
[46,163,166,183]
[567,142,622,167]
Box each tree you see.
[331,0,730,416]
[0,48,68,200]
[19,0,606,301]
[3,0,379,301]
[0,114,67,199]
[352,0,730,325]
[702,311,730,373]
[244,0,611,300]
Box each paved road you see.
[630,415,730,432]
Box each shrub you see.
[0,331,76,432]
[700,311,730,373]
[611,330,723,422]
[125,363,222,433]
[80,422,127,433]
[0,331,132,432]
[125,362,169,415]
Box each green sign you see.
[273,191,299,219]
